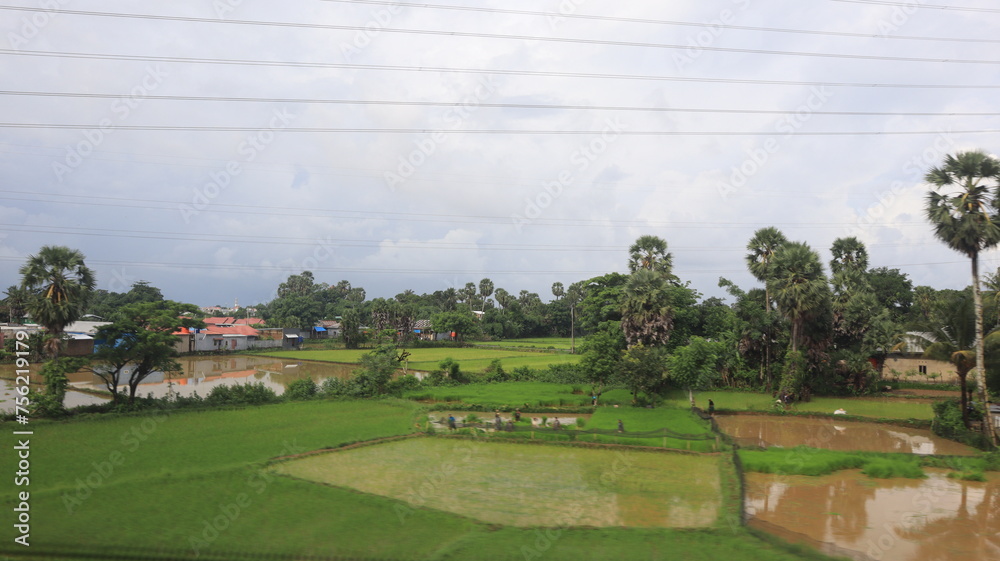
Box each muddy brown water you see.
[0,356,358,407]
[746,470,1000,561]
[716,414,978,456]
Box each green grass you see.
[471,337,575,350]
[740,448,929,479]
[666,390,934,420]
[275,438,722,528]
[406,381,600,408]
[0,397,845,561]
[260,347,581,373]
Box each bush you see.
[483,359,508,383]
[439,357,467,384]
[386,374,422,395]
[320,377,346,396]
[206,382,280,406]
[285,378,318,401]
[932,399,994,450]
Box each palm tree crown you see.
[19,245,96,356]
[627,235,673,276]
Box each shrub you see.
[206,382,279,406]
[387,374,422,395]
[285,378,318,401]
[932,399,993,450]
[483,359,508,383]
[439,358,467,384]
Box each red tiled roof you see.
[203,317,237,325]
[234,318,265,325]
[206,325,259,337]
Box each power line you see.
[2,90,997,118]
[5,48,997,89]
[0,191,934,229]
[3,122,997,136]
[318,0,1000,44]
[1,5,997,64]
[827,0,1000,13]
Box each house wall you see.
[884,355,959,384]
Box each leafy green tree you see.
[277,271,317,298]
[431,309,479,341]
[92,301,204,404]
[868,267,913,321]
[341,308,364,349]
[628,235,674,277]
[19,246,96,356]
[668,336,723,406]
[350,345,401,396]
[577,273,628,333]
[746,227,788,312]
[31,357,87,417]
[578,323,625,401]
[265,294,322,330]
[617,344,667,404]
[621,269,673,348]
[925,149,1000,441]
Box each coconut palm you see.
[925,149,1000,442]
[627,235,673,277]
[19,246,96,357]
[620,269,674,348]
[905,290,1000,428]
[768,242,829,353]
[746,227,788,312]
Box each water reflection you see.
[746,470,1000,561]
[0,356,360,407]
[717,415,977,456]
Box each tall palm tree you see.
[746,227,788,312]
[620,269,674,348]
[768,242,829,353]
[478,278,494,311]
[19,246,96,357]
[494,288,510,314]
[627,235,673,277]
[565,282,585,353]
[926,149,1000,443]
[829,236,870,276]
[2,285,30,323]
[551,282,565,301]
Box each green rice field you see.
[665,390,935,421]
[274,438,722,528]
[261,347,581,373]
[471,337,575,350]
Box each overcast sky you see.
[2,0,999,308]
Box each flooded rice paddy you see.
[0,356,359,411]
[716,414,978,456]
[274,437,721,528]
[746,470,1000,561]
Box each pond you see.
[716,414,978,456]
[0,356,361,409]
[746,469,1000,561]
